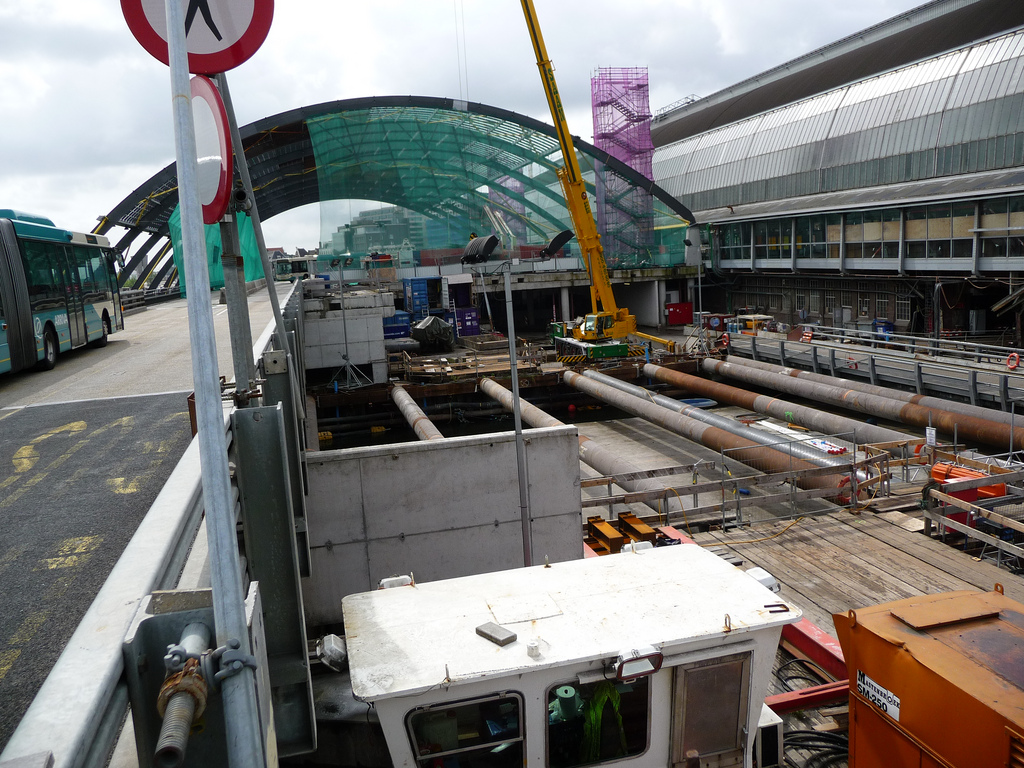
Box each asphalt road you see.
[0,393,193,750]
[0,284,290,752]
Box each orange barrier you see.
[931,462,1006,500]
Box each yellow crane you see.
[520,0,641,345]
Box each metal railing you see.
[728,326,1024,410]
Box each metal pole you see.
[164,2,263,765]
[215,72,304,412]
[504,265,533,566]
[219,214,256,395]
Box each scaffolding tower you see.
[591,67,655,266]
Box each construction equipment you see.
[521,1,684,355]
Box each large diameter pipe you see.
[563,371,841,491]
[583,369,846,468]
[642,364,911,448]
[478,378,684,515]
[391,385,444,440]
[727,355,1024,429]
[704,357,1024,451]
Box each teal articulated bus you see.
[0,210,123,375]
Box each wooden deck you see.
[691,511,1024,635]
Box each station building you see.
[652,0,1024,342]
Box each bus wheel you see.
[36,327,58,371]
[90,316,110,348]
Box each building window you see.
[824,291,836,316]
[548,677,650,767]
[407,693,524,766]
[876,295,889,319]
[896,293,911,323]
[809,291,821,314]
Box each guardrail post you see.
[868,355,877,386]
[968,369,978,406]
[915,362,924,394]
[779,341,786,367]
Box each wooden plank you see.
[783,514,972,596]
[693,531,838,632]
[747,516,929,607]
[840,513,1024,603]
[695,522,873,626]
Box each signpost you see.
[121,0,274,74]
[121,1,275,765]
[190,74,232,224]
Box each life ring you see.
[847,356,859,370]
[719,332,730,347]
[836,475,866,504]
[1007,352,1020,370]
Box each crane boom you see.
[520,0,635,341]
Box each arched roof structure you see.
[101,95,693,287]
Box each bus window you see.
[20,240,64,312]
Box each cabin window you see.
[670,652,751,765]
[546,676,650,767]
[406,692,523,767]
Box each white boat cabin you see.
[342,542,801,767]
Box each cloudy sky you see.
[0,0,925,253]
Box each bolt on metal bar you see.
[164,1,263,765]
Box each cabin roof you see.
[343,543,800,702]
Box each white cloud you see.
[0,0,924,249]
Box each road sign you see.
[121,0,273,74]
[191,75,232,224]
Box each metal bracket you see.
[201,639,258,689]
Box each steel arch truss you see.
[100,95,694,288]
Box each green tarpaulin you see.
[168,207,265,296]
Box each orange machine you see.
[834,588,1024,767]
[931,461,1006,501]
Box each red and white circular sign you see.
[190,75,233,224]
[121,0,273,74]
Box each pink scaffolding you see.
[591,67,655,266]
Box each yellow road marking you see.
[0,544,27,579]
[36,535,101,570]
[107,477,141,494]
[8,611,48,646]
[10,421,87,473]
[0,649,21,683]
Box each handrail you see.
[799,324,1022,369]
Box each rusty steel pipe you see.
[584,369,847,467]
[727,355,1024,429]
[479,377,685,515]
[704,357,1024,451]
[642,363,911,449]
[390,385,444,441]
[563,371,842,492]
